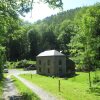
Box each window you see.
[59,67,62,72]
[39,60,41,65]
[59,59,62,65]
[48,68,50,73]
[47,60,50,65]
[39,67,41,72]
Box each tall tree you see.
[28,29,40,59]
[41,30,59,51]
[58,20,74,55]
[69,3,100,71]
[0,0,63,80]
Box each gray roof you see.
[37,50,65,57]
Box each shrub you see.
[93,76,100,83]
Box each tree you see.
[0,0,63,80]
[69,4,100,87]
[0,46,6,80]
[41,30,59,50]
[58,20,74,55]
[28,29,40,59]
[69,4,100,71]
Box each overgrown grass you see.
[28,60,36,65]
[20,72,100,100]
[0,80,3,99]
[11,76,40,100]
[0,74,7,99]
[6,60,36,69]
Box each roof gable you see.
[37,50,65,57]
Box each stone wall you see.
[36,56,66,77]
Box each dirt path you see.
[14,74,58,100]
[2,70,58,100]
[2,75,20,100]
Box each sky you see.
[21,0,100,23]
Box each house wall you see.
[36,56,66,77]
[53,56,66,76]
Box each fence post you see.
[31,74,32,78]
[58,79,61,92]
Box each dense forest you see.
[0,0,100,80]
[0,0,63,80]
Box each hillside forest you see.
[0,1,100,80]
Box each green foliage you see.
[58,20,74,54]
[0,3,81,61]
[93,76,100,83]
[0,76,6,98]
[0,0,100,72]
[6,24,30,61]
[0,46,6,80]
[44,0,63,8]
[41,30,58,50]
[0,80,3,98]
[69,3,100,70]
[25,8,80,58]
[0,0,63,79]
[93,69,100,83]
[6,60,36,69]
[28,29,40,59]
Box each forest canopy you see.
[0,0,63,80]
[0,1,100,80]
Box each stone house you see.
[36,50,66,77]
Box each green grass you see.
[15,68,24,70]
[0,80,3,98]
[0,74,6,99]
[20,72,100,100]
[11,76,40,100]
[6,60,36,69]
[27,60,36,65]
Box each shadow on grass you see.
[8,92,39,100]
[9,95,23,100]
[21,92,33,100]
[64,73,79,80]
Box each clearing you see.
[20,72,100,100]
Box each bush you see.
[15,60,36,70]
[15,60,27,68]
[93,76,100,83]
[21,92,33,100]
[93,69,100,83]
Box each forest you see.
[0,0,100,80]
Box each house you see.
[36,50,66,77]
[66,58,75,76]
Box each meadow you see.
[0,74,7,99]
[20,72,100,100]
[0,81,3,99]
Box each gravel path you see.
[2,70,58,100]
[14,74,58,100]
[2,75,20,100]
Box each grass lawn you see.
[11,76,40,100]
[28,60,36,65]
[15,68,24,70]
[20,72,100,100]
[0,80,3,98]
[0,74,7,99]
[6,60,36,69]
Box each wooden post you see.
[58,79,61,92]
[31,74,32,78]
[89,71,91,88]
